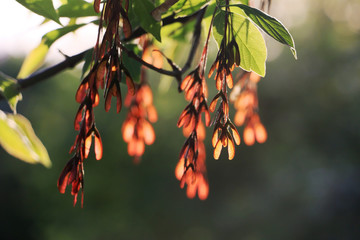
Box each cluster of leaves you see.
[0,0,296,206]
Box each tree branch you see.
[0,50,90,102]
[17,50,91,90]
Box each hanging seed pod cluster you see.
[53,0,296,206]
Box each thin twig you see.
[119,42,181,78]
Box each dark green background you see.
[1,3,360,240]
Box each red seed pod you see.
[94,0,101,13]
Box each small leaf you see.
[0,72,22,112]
[122,44,143,84]
[132,0,162,41]
[0,110,51,168]
[58,0,98,18]
[17,24,87,78]
[16,0,61,24]
[232,4,297,58]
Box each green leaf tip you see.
[16,0,61,25]
[291,47,297,60]
[231,4,297,59]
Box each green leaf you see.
[0,72,23,112]
[132,0,162,42]
[232,4,297,58]
[0,110,51,168]
[127,2,140,29]
[17,24,86,79]
[16,0,61,25]
[212,11,225,47]
[122,44,143,84]
[213,10,267,76]
[58,0,98,18]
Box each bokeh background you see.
[1,0,360,239]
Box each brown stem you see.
[199,6,218,77]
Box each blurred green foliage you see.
[1,2,360,240]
